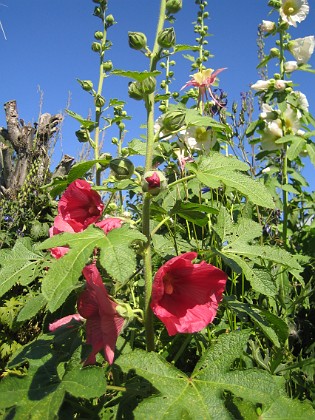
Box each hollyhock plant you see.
[150,252,227,335]
[181,68,227,108]
[57,179,104,231]
[179,126,217,152]
[279,0,309,27]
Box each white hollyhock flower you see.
[288,36,315,64]
[179,126,217,152]
[274,80,292,91]
[293,91,309,115]
[280,0,309,27]
[284,60,299,73]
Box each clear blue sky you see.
[1,0,314,185]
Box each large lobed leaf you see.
[116,330,314,419]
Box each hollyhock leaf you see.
[170,201,218,227]
[111,69,160,82]
[261,396,315,419]
[98,225,146,285]
[0,238,43,298]
[66,109,96,129]
[17,293,47,322]
[192,154,275,208]
[306,142,315,168]
[40,226,105,312]
[116,331,289,419]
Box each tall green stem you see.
[142,0,167,352]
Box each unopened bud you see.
[77,79,93,91]
[105,14,115,26]
[157,27,176,48]
[75,128,89,143]
[162,109,186,131]
[109,158,135,180]
[142,170,167,196]
[269,48,280,58]
[91,42,102,52]
[141,76,156,95]
[103,60,113,72]
[128,81,144,100]
[94,94,105,107]
[166,0,182,14]
[94,31,103,40]
[128,31,147,50]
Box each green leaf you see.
[170,201,218,227]
[0,238,42,298]
[174,44,200,52]
[261,396,315,418]
[226,298,288,347]
[128,138,147,155]
[286,137,306,160]
[39,226,106,312]
[111,69,160,81]
[185,109,228,130]
[98,226,146,287]
[66,109,96,130]
[306,142,315,168]
[116,330,286,419]
[17,293,47,322]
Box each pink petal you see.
[49,314,84,332]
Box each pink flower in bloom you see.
[150,252,227,335]
[95,217,123,234]
[181,68,227,108]
[58,179,104,231]
[77,264,125,365]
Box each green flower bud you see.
[75,128,89,143]
[166,0,182,14]
[103,60,113,72]
[109,158,135,180]
[128,81,144,100]
[105,14,115,26]
[142,171,167,196]
[162,109,186,132]
[128,31,147,50]
[115,302,135,321]
[157,27,176,48]
[94,94,105,107]
[141,76,156,95]
[77,79,93,91]
[269,48,280,58]
[91,42,102,52]
[94,31,103,40]
[268,0,281,8]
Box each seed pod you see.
[162,109,186,132]
[128,81,144,100]
[141,76,156,95]
[166,0,182,14]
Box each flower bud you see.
[141,76,156,95]
[105,14,115,26]
[166,0,182,14]
[142,171,167,196]
[128,31,147,50]
[284,61,298,73]
[109,158,135,180]
[75,128,89,143]
[162,109,186,131]
[157,27,176,48]
[269,48,280,58]
[94,94,106,107]
[94,31,103,40]
[261,20,276,32]
[77,79,93,91]
[128,81,144,100]
[91,42,102,52]
[103,60,113,72]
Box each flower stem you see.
[142,0,167,352]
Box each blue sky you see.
[0,0,314,186]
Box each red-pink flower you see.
[150,252,227,335]
[49,314,84,331]
[181,68,227,108]
[77,264,125,365]
[58,179,104,230]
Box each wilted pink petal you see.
[78,264,125,365]
[151,252,227,335]
[49,314,84,332]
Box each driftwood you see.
[0,100,73,200]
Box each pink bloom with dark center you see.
[150,252,227,335]
[77,264,125,365]
[58,179,104,230]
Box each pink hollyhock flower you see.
[48,218,79,259]
[150,252,227,335]
[95,217,123,234]
[181,68,227,108]
[58,179,104,230]
[77,264,125,365]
